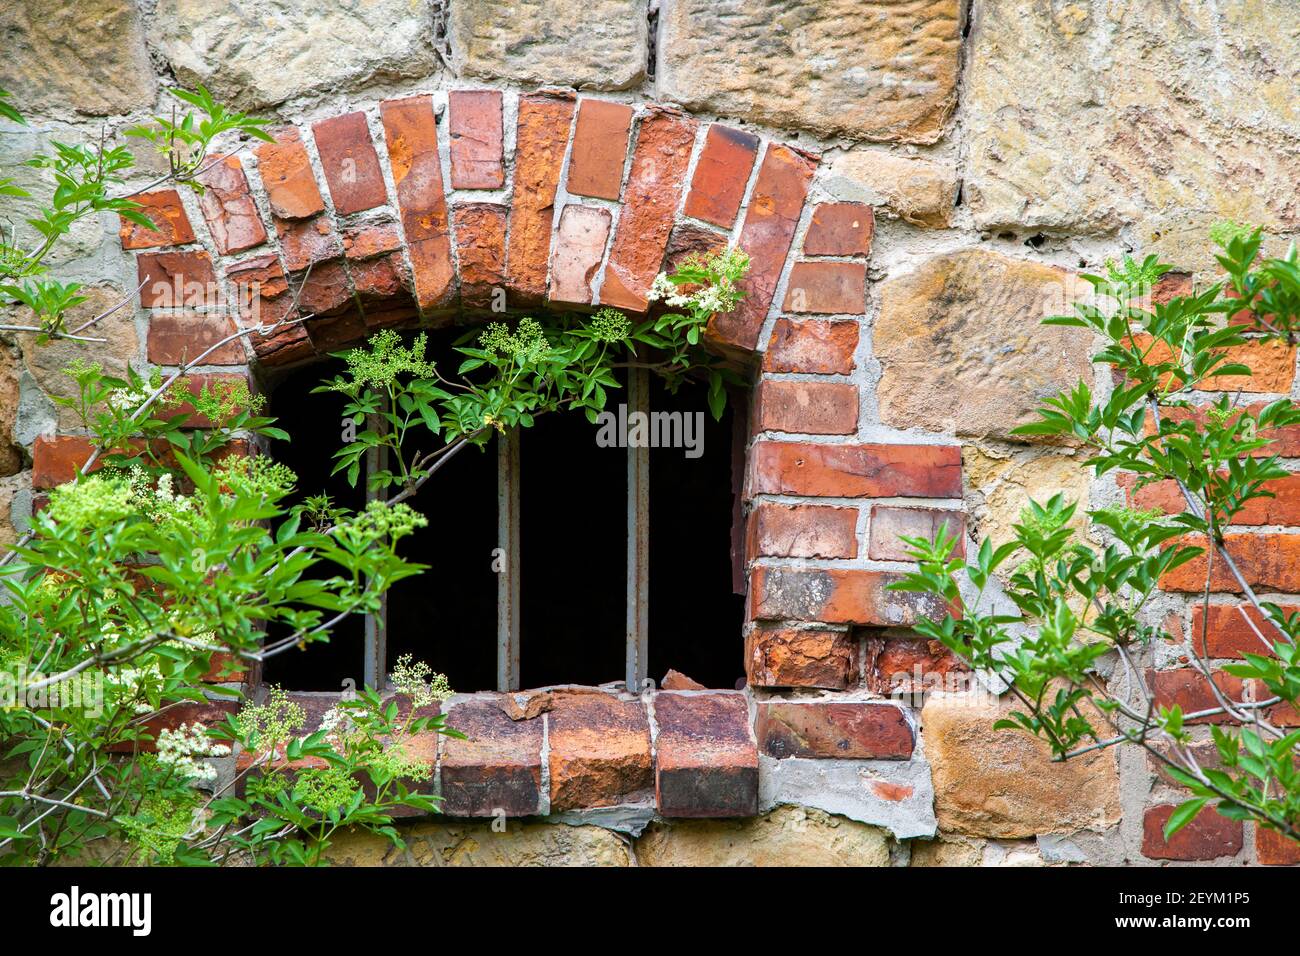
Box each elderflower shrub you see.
[293,766,360,816]
[390,653,453,709]
[331,328,438,393]
[118,790,201,866]
[236,686,306,760]
[156,722,232,784]
[44,473,135,529]
[479,316,550,363]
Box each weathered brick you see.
[195,154,266,254]
[548,204,611,306]
[1134,334,1296,394]
[147,313,245,366]
[754,379,858,435]
[306,309,368,352]
[547,692,653,811]
[662,222,728,275]
[1152,402,1300,458]
[599,106,698,312]
[1191,604,1298,659]
[763,318,858,375]
[227,256,313,365]
[1126,472,1300,527]
[749,566,953,627]
[32,435,99,489]
[448,89,505,190]
[507,92,575,305]
[1142,804,1243,861]
[756,702,914,759]
[868,505,965,562]
[106,700,238,754]
[137,250,218,309]
[782,261,866,314]
[803,202,874,257]
[276,216,342,273]
[350,254,409,303]
[255,128,324,220]
[745,625,856,690]
[342,222,404,261]
[653,692,758,818]
[567,99,633,201]
[748,441,963,499]
[380,95,454,312]
[864,634,969,697]
[294,259,352,316]
[748,502,858,559]
[118,189,195,249]
[710,144,817,353]
[1159,534,1300,593]
[441,698,543,816]
[1257,826,1300,865]
[312,111,387,215]
[683,124,760,229]
[453,201,508,310]
[1147,668,1248,724]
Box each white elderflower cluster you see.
[107,384,152,414]
[156,722,231,783]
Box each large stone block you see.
[963,0,1300,269]
[826,150,958,229]
[448,0,647,90]
[326,819,633,866]
[922,694,1120,838]
[0,345,20,477]
[0,0,155,116]
[151,0,438,109]
[658,0,963,144]
[636,805,890,866]
[874,250,1092,442]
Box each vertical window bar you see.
[497,428,521,691]
[362,402,389,690]
[626,367,650,691]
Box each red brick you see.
[1257,826,1300,865]
[380,95,454,312]
[249,323,313,366]
[227,253,290,303]
[1133,334,1296,394]
[1191,603,1299,658]
[226,256,313,365]
[1151,402,1300,458]
[1147,668,1248,724]
[448,90,505,190]
[710,144,817,353]
[653,692,757,818]
[756,702,914,759]
[599,106,697,312]
[662,221,727,275]
[803,202,874,257]
[865,634,969,697]
[147,312,245,365]
[106,700,238,754]
[567,99,633,201]
[312,111,387,215]
[683,124,760,229]
[32,435,99,489]
[868,505,965,562]
[1159,534,1300,593]
[754,379,858,435]
[294,259,352,316]
[748,502,858,559]
[276,216,341,273]
[453,201,507,310]
[782,261,866,314]
[200,652,248,684]
[342,222,403,261]
[137,250,218,309]
[1143,804,1243,861]
[1126,473,1300,526]
[255,128,324,220]
[507,92,575,306]
[441,698,543,816]
[195,154,266,254]
[118,189,195,249]
[306,310,368,352]
[763,318,858,375]
[350,254,408,303]
[548,204,611,305]
[748,441,963,499]
[749,566,954,627]
[745,625,856,690]
[547,692,652,810]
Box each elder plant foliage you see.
[0,88,751,864]
[895,228,1300,846]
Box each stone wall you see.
[1,0,1298,866]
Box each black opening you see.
[647,375,746,689]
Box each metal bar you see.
[626,367,650,692]
[497,428,521,692]
[362,404,389,690]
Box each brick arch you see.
[122,88,828,373]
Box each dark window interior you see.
[263,324,746,693]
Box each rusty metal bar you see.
[363,404,389,690]
[626,367,650,692]
[497,427,521,691]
